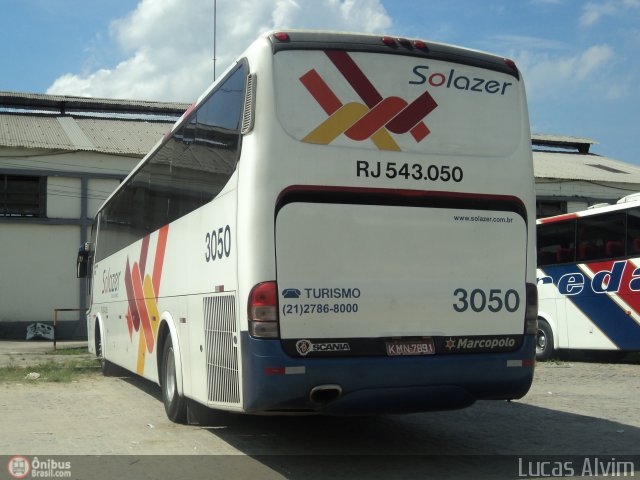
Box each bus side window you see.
[577,212,625,262]
[578,241,596,261]
[192,63,246,174]
[605,240,624,258]
[556,246,575,264]
[537,250,556,266]
[627,208,640,255]
[537,219,576,266]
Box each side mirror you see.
[77,242,92,278]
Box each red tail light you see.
[273,32,290,42]
[248,281,279,338]
[413,39,427,49]
[504,58,518,72]
[381,36,396,46]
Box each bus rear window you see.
[274,50,523,157]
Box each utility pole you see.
[213,0,217,81]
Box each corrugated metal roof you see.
[77,117,171,155]
[532,133,597,155]
[532,133,597,146]
[0,113,171,155]
[0,90,189,116]
[58,116,94,150]
[1,109,639,182]
[533,150,640,183]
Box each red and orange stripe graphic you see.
[124,225,169,374]
[301,51,438,151]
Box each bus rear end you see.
[240,31,537,414]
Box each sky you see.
[1,0,639,164]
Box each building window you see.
[0,175,46,217]
[536,200,567,219]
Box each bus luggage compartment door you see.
[275,201,527,355]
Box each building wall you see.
[535,178,640,203]
[0,147,137,176]
[535,178,640,217]
[88,178,122,216]
[0,147,138,339]
[0,225,81,335]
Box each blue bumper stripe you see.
[240,333,535,414]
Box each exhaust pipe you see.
[309,384,342,406]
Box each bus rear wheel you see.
[161,336,187,423]
[536,319,555,361]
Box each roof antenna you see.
[213,0,217,81]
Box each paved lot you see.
[1,342,639,479]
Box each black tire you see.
[95,324,118,376]
[536,319,555,361]
[161,336,187,423]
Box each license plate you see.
[386,338,435,356]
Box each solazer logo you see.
[300,50,438,151]
[102,268,122,295]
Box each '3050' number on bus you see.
[205,225,232,262]
[453,288,520,313]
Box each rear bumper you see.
[240,333,535,414]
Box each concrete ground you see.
[1,341,639,479]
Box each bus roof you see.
[267,30,520,80]
[538,193,640,224]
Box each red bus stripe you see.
[152,225,169,301]
[325,50,382,108]
[538,213,578,224]
[132,262,154,353]
[299,69,342,115]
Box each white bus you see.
[77,30,537,422]
[537,196,640,359]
